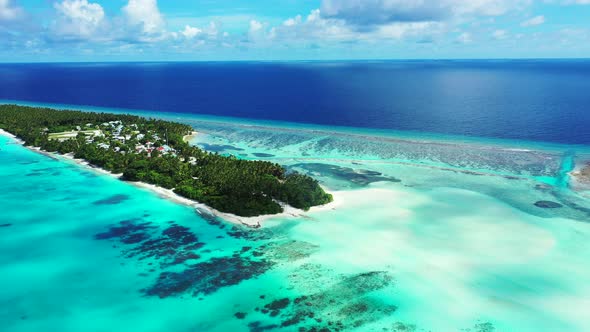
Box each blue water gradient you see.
[2,62,590,331]
[1,60,589,145]
[2,108,590,331]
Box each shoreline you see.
[0,128,20,142]
[0,129,338,228]
[569,160,590,196]
[183,131,198,143]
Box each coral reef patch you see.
[93,194,130,205]
[291,163,400,186]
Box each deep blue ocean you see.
[0,60,589,145]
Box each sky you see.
[0,0,589,62]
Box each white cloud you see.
[264,9,442,44]
[180,25,201,39]
[170,21,224,48]
[521,15,545,27]
[320,0,532,26]
[538,0,590,5]
[375,21,442,40]
[492,29,508,39]
[0,0,22,21]
[321,0,448,24]
[53,0,105,39]
[205,21,221,38]
[271,9,356,41]
[283,15,302,27]
[122,0,164,35]
[452,0,531,16]
[249,20,263,33]
[248,20,265,41]
[457,32,472,43]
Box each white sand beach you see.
[183,131,198,143]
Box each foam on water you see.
[2,107,590,331]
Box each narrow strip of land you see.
[0,105,333,218]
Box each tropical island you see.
[0,105,333,217]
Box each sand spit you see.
[183,131,198,143]
[569,159,590,194]
[0,129,22,143]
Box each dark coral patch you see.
[534,200,563,209]
[95,220,206,268]
[197,209,226,229]
[93,194,130,205]
[392,322,417,332]
[252,153,275,158]
[265,298,290,311]
[169,252,201,266]
[144,270,195,298]
[291,163,401,186]
[94,219,155,244]
[94,218,292,299]
[95,219,323,303]
[128,225,205,264]
[162,224,198,245]
[472,322,495,332]
[250,271,396,331]
[94,219,265,298]
[143,254,272,298]
[299,328,331,332]
[121,232,151,244]
[248,322,279,332]
[234,312,247,319]
[198,143,244,153]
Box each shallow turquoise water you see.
[2,106,590,331]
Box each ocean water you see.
[1,60,590,144]
[2,102,590,331]
[2,60,590,331]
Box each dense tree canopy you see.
[0,105,333,217]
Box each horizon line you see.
[1,57,590,65]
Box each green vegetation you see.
[0,105,332,217]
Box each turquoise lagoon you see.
[1,102,590,331]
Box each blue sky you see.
[1,0,589,61]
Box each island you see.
[0,105,333,217]
[570,160,590,193]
